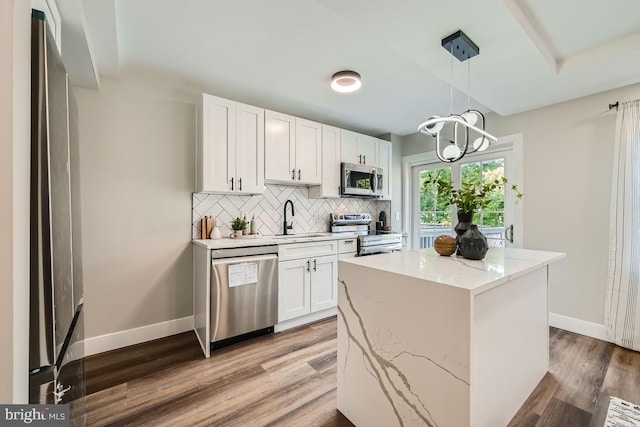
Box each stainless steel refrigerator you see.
[29,9,85,424]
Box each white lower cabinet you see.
[278,258,311,321]
[278,241,338,323]
[310,255,338,312]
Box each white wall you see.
[399,82,640,327]
[74,70,197,339]
[0,0,30,403]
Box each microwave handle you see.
[371,170,377,193]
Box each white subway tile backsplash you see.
[192,184,390,238]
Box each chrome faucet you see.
[283,199,295,235]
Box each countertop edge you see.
[339,248,566,293]
[192,233,359,249]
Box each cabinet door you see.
[198,94,235,192]
[358,135,379,167]
[295,118,322,184]
[310,124,341,198]
[265,110,296,183]
[378,139,392,200]
[310,255,338,312]
[278,258,311,322]
[235,103,264,194]
[340,129,359,164]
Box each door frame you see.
[402,133,524,250]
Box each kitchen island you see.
[337,248,565,427]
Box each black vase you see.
[459,224,489,260]
[454,212,474,255]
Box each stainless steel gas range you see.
[330,213,403,256]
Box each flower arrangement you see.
[424,173,522,215]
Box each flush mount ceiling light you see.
[417,30,497,163]
[331,70,362,93]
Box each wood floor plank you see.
[265,388,351,427]
[85,332,202,395]
[536,397,591,427]
[588,392,612,427]
[506,408,539,427]
[84,384,128,426]
[515,372,560,416]
[601,345,640,404]
[548,329,614,413]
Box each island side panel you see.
[193,244,210,358]
[470,266,548,427]
[337,261,472,427]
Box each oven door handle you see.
[358,243,403,256]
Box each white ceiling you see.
[77,0,640,136]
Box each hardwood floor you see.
[84,320,640,426]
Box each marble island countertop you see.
[340,247,565,295]
[192,232,359,249]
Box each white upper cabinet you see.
[340,129,379,167]
[309,124,341,199]
[235,103,265,193]
[295,118,322,184]
[197,93,264,194]
[378,138,392,200]
[265,110,295,183]
[265,111,321,185]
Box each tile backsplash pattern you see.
[192,185,390,239]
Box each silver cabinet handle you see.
[343,240,354,243]
[359,154,362,164]
[306,260,310,272]
[298,169,301,180]
[313,259,317,271]
[363,155,366,164]
[239,177,242,191]
[292,169,296,180]
[231,177,234,191]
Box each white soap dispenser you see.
[250,214,258,235]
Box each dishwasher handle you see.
[212,253,277,266]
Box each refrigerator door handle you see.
[55,299,83,369]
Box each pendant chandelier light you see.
[417,30,497,163]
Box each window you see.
[460,158,506,247]
[418,165,453,248]
[404,134,523,251]
[411,151,517,250]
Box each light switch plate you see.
[395,212,400,221]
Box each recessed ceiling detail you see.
[503,0,640,74]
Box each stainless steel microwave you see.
[341,162,383,197]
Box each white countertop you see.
[340,247,565,295]
[192,232,359,249]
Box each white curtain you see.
[606,99,640,350]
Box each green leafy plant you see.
[231,217,247,231]
[424,172,522,215]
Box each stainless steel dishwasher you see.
[210,245,278,346]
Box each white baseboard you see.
[84,316,194,356]
[549,313,608,341]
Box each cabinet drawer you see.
[278,240,338,261]
[338,238,357,254]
